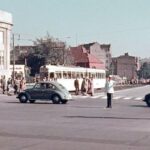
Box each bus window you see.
[71,72,76,79]
[50,72,54,79]
[68,72,71,79]
[56,71,62,79]
[98,73,101,79]
[81,73,84,78]
[63,71,67,78]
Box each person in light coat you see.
[105,75,115,108]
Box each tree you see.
[138,62,150,79]
[26,34,74,76]
[34,35,74,65]
[27,53,45,76]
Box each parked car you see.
[16,81,72,104]
[143,93,150,107]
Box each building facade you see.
[70,45,105,69]
[70,42,111,70]
[112,53,139,80]
[0,10,13,78]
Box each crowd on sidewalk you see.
[0,75,26,95]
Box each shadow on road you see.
[129,104,148,108]
[65,115,150,120]
[5,101,56,105]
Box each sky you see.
[1,0,150,58]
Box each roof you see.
[70,46,105,69]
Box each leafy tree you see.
[138,62,150,79]
[27,53,45,76]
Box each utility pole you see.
[12,33,15,81]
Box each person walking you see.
[1,76,6,94]
[7,78,12,95]
[20,77,26,92]
[81,78,88,95]
[88,77,94,96]
[105,75,115,108]
[74,77,79,95]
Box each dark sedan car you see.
[143,93,150,107]
[17,81,72,104]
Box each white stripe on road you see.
[134,97,143,100]
[91,95,102,99]
[123,97,132,100]
[113,96,122,100]
[101,96,107,99]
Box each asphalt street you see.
[0,85,150,150]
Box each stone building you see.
[112,53,139,80]
[0,10,13,78]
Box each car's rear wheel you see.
[29,100,36,103]
[52,95,61,104]
[19,94,28,103]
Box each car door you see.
[44,83,56,99]
[29,83,44,99]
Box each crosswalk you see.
[72,93,144,101]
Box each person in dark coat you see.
[74,77,79,95]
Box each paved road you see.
[0,85,150,150]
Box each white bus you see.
[40,65,106,91]
[9,65,30,80]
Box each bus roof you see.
[43,65,105,73]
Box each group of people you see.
[74,77,94,96]
[0,76,26,95]
[74,75,115,109]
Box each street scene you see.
[0,85,150,150]
[1,0,150,150]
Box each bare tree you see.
[33,35,74,66]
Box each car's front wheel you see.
[52,95,61,104]
[19,94,28,103]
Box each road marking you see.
[134,97,143,100]
[113,96,122,100]
[72,95,144,101]
[101,96,107,99]
[91,95,101,99]
[123,97,132,100]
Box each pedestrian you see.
[81,78,88,95]
[7,78,12,94]
[88,77,94,96]
[105,75,115,108]
[20,77,26,92]
[1,76,6,94]
[14,77,19,94]
[74,77,79,95]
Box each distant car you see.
[143,93,150,107]
[16,81,72,104]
